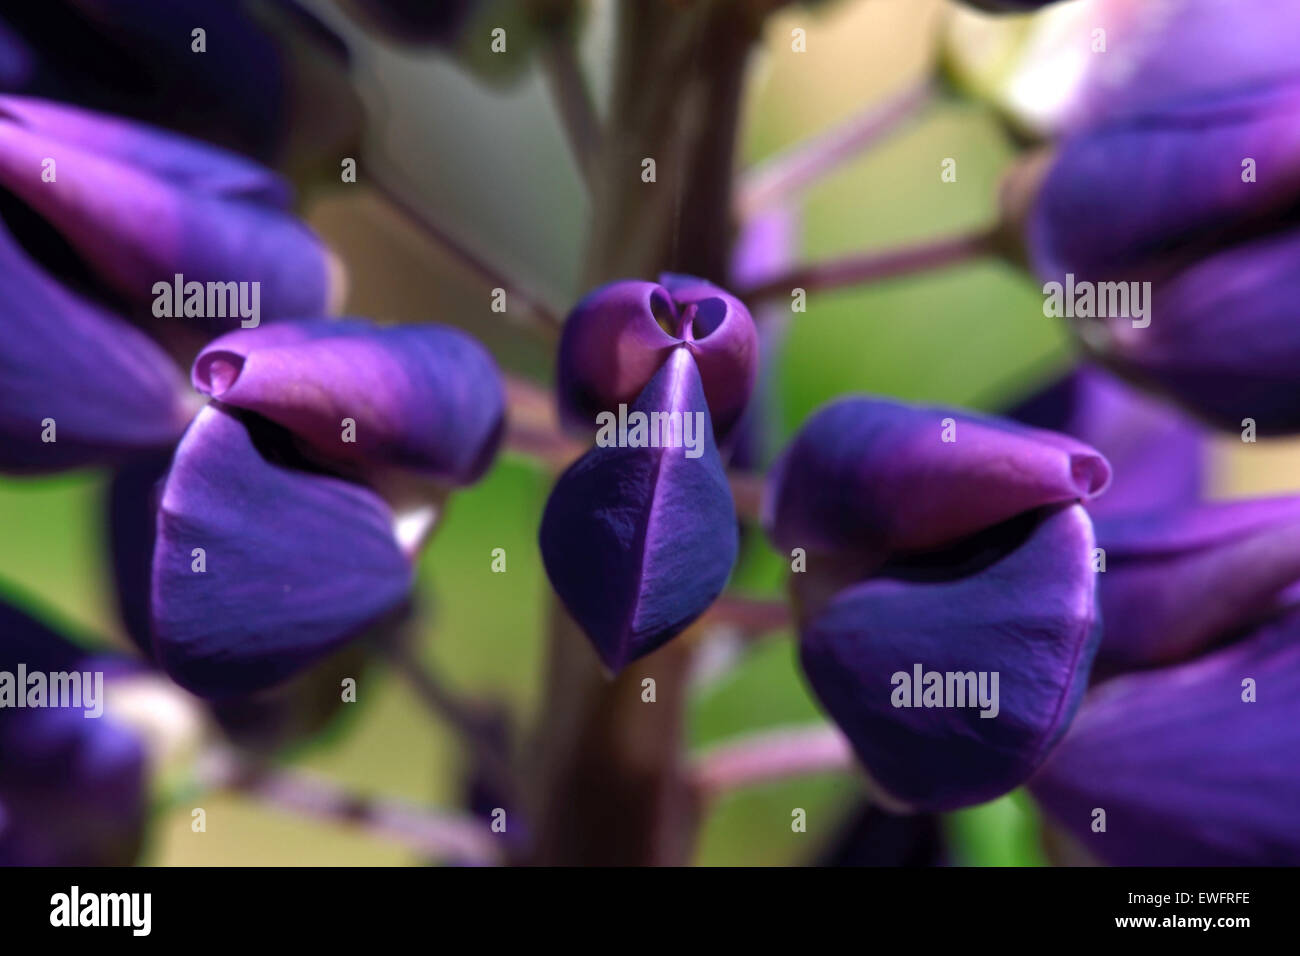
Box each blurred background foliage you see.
[0,0,1284,865]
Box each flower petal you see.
[0,223,190,472]
[1030,615,1300,865]
[763,396,1110,562]
[557,275,758,442]
[191,319,505,483]
[0,96,333,325]
[1093,496,1300,669]
[540,348,737,671]
[800,504,1101,811]
[151,404,413,698]
[1009,364,1204,517]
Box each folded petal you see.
[151,404,413,698]
[0,223,191,472]
[1009,364,1204,517]
[192,319,505,483]
[800,504,1101,811]
[557,275,758,443]
[1030,615,1300,865]
[763,397,1109,562]
[0,96,333,326]
[1027,82,1300,280]
[1089,227,1300,429]
[1094,496,1300,669]
[540,348,737,671]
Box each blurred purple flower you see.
[763,397,1109,810]
[1031,610,1300,865]
[0,96,340,472]
[0,0,359,170]
[0,599,147,866]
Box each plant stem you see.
[540,32,602,190]
[739,225,1001,304]
[528,0,763,866]
[194,748,502,864]
[370,174,564,336]
[690,724,854,801]
[736,78,936,217]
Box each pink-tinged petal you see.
[763,396,1109,562]
[192,319,505,484]
[0,96,332,326]
[151,404,413,698]
[1031,615,1300,865]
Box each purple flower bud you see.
[1030,613,1300,865]
[192,319,505,485]
[540,348,737,672]
[0,96,339,330]
[764,397,1110,810]
[556,274,758,445]
[0,600,147,866]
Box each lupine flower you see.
[0,1,360,169]
[763,397,1110,810]
[1030,610,1300,865]
[541,347,737,672]
[0,96,340,472]
[986,1,1300,428]
[542,275,755,671]
[150,319,505,699]
[0,599,147,866]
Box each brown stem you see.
[540,32,602,189]
[528,0,763,866]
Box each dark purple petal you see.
[0,600,146,866]
[192,319,505,484]
[0,223,191,472]
[1093,496,1300,670]
[801,504,1100,811]
[763,397,1109,562]
[107,450,173,657]
[1027,82,1300,281]
[815,802,947,867]
[0,96,334,326]
[1031,614,1300,865]
[1009,364,1204,517]
[1087,228,1300,430]
[540,348,737,671]
[557,275,758,443]
[151,404,414,698]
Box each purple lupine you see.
[0,600,147,866]
[763,397,1110,810]
[150,319,505,699]
[541,276,757,671]
[0,96,339,472]
[1030,610,1300,865]
[997,0,1300,428]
